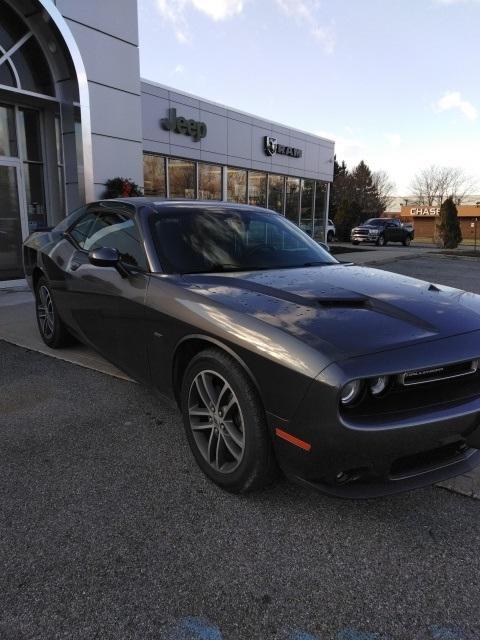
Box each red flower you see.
[122,181,133,197]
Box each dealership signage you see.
[410,207,440,217]
[161,108,207,141]
[264,136,302,158]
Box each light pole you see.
[475,218,478,253]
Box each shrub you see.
[437,197,462,249]
[104,177,143,199]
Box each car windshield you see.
[149,206,337,274]
[364,218,386,226]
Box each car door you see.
[63,203,151,382]
[384,221,396,242]
[390,220,403,242]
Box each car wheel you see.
[181,348,278,493]
[327,231,334,243]
[376,235,386,247]
[35,276,72,348]
[403,236,411,246]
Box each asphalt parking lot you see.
[1,253,480,640]
[376,253,480,295]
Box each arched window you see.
[0,0,54,96]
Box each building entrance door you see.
[0,160,27,280]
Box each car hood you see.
[353,224,379,231]
[175,264,480,360]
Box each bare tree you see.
[372,170,395,212]
[409,165,477,206]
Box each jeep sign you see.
[161,108,207,141]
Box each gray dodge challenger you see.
[23,199,480,497]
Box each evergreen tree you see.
[335,199,363,241]
[329,159,389,225]
[437,197,462,249]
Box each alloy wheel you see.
[37,285,55,339]
[188,370,245,473]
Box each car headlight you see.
[369,376,389,396]
[368,229,379,236]
[340,380,362,405]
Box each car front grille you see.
[400,359,478,386]
[353,229,370,236]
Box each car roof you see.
[94,198,279,215]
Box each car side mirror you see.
[88,247,129,277]
[318,241,331,253]
[88,246,120,267]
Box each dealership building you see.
[398,204,480,243]
[0,0,335,282]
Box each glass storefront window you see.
[10,37,54,97]
[227,168,247,204]
[144,154,166,197]
[248,171,267,208]
[0,104,17,157]
[0,0,28,51]
[18,108,47,231]
[18,108,42,161]
[0,62,16,89]
[23,163,46,230]
[313,181,328,241]
[75,118,85,202]
[199,163,222,200]
[267,174,285,214]
[285,177,300,224]
[55,116,65,217]
[0,165,23,279]
[169,158,196,198]
[300,179,315,237]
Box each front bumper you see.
[269,332,480,498]
[351,233,378,243]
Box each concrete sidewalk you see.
[0,289,128,380]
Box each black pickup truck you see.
[351,218,414,246]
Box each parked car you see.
[351,218,414,246]
[23,199,480,497]
[314,218,336,243]
[299,218,336,243]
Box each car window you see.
[53,206,88,233]
[149,207,337,274]
[69,209,148,270]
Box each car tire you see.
[403,236,411,246]
[327,231,334,243]
[376,235,386,247]
[35,276,72,348]
[180,348,278,493]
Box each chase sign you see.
[410,207,440,217]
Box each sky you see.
[137,0,480,195]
